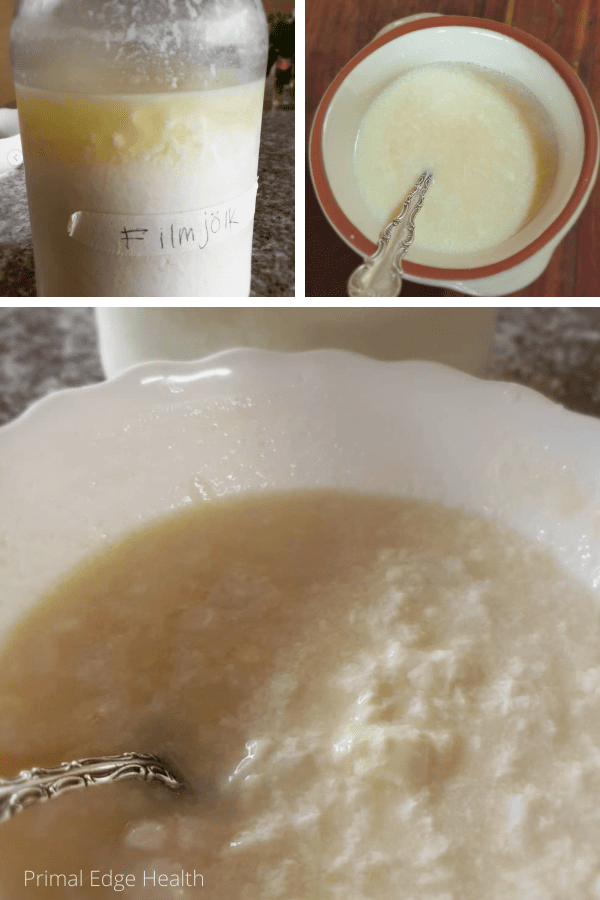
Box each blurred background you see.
[266,4,294,110]
[0,0,12,103]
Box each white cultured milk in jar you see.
[354,62,557,254]
[10,0,268,297]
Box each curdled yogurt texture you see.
[0,491,599,898]
[354,63,557,254]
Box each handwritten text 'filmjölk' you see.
[67,180,258,256]
[121,206,240,251]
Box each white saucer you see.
[0,109,23,179]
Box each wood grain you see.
[306,0,600,297]
[0,0,16,103]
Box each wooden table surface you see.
[0,0,16,103]
[306,0,600,298]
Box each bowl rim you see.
[4,348,600,626]
[2,346,596,439]
[309,16,600,280]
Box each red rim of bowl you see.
[309,17,599,281]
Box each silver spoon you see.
[0,752,183,823]
[348,170,433,297]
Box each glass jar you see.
[10,0,268,297]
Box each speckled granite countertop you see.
[0,108,294,298]
[0,307,599,427]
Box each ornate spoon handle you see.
[0,752,183,823]
[348,170,433,297]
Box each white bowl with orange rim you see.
[309,15,599,297]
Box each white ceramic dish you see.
[309,15,599,296]
[94,306,498,378]
[0,109,22,179]
[2,349,600,658]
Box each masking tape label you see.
[67,181,258,256]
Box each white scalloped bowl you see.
[1,348,600,654]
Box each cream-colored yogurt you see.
[354,63,556,254]
[0,491,599,899]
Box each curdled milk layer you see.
[16,79,264,296]
[354,63,557,254]
[1,491,600,898]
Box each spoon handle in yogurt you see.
[0,752,183,823]
[348,170,433,297]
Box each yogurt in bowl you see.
[2,350,600,898]
[354,62,558,254]
[310,16,599,296]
